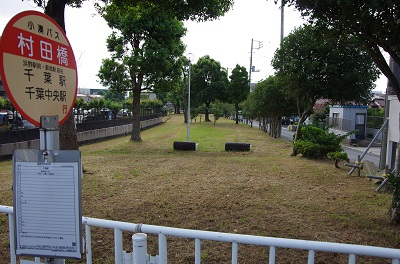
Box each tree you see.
[191,55,229,122]
[97,89,125,102]
[242,76,295,137]
[227,64,249,124]
[210,100,224,125]
[281,0,400,99]
[271,25,379,155]
[31,0,234,23]
[27,0,234,146]
[100,0,234,22]
[97,3,186,141]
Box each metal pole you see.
[280,1,285,42]
[132,233,148,264]
[187,59,191,142]
[41,116,64,264]
[278,0,285,138]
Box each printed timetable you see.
[13,153,82,259]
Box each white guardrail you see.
[1,204,400,264]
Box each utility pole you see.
[248,39,263,89]
[249,39,254,88]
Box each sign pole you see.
[40,116,64,264]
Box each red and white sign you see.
[0,11,78,127]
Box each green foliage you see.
[283,0,399,96]
[106,101,123,113]
[191,55,229,121]
[227,64,249,105]
[368,108,385,117]
[210,100,225,125]
[293,126,350,159]
[243,76,294,120]
[98,2,187,140]
[272,24,380,124]
[140,98,163,108]
[98,3,186,94]
[386,173,400,222]
[0,98,12,110]
[327,151,349,168]
[98,89,125,102]
[99,0,234,22]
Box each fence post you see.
[158,233,167,264]
[85,225,92,264]
[232,242,238,264]
[269,246,276,264]
[195,239,201,264]
[133,233,148,264]
[349,254,356,264]
[308,250,315,264]
[9,213,16,264]
[115,229,123,264]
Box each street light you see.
[187,53,193,142]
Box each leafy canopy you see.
[227,64,249,106]
[272,24,380,119]
[191,55,229,108]
[98,3,186,93]
[280,0,400,98]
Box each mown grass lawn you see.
[0,114,399,263]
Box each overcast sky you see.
[0,0,387,92]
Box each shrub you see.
[327,151,349,168]
[294,126,351,160]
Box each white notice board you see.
[13,149,82,259]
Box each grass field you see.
[0,114,399,263]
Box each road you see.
[249,121,381,168]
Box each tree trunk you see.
[290,122,302,156]
[45,0,68,31]
[205,102,210,122]
[130,83,142,141]
[291,100,315,156]
[235,103,239,124]
[59,112,79,150]
[45,0,79,151]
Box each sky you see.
[0,0,388,92]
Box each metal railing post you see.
[9,213,16,264]
[85,225,92,264]
[308,250,315,264]
[232,242,238,264]
[349,254,356,264]
[269,246,276,264]
[115,228,123,264]
[133,233,148,264]
[158,233,167,264]
[195,239,201,264]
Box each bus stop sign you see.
[0,11,78,127]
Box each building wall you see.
[329,105,368,139]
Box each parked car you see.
[82,109,116,122]
[22,119,36,129]
[117,109,132,117]
[0,110,23,129]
